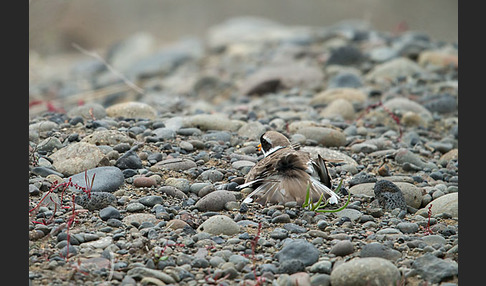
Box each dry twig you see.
[71,42,144,95]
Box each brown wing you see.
[244,148,305,183]
[242,148,339,205]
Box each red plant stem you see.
[62,194,74,261]
[425,204,433,235]
[29,169,97,261]
[251,222,265,285]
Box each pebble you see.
[396,222,419,234]
[201,131,232,142]
[271,213,291,224]
[335,208,362,222]
[309,260,332,274]
[349,172,376,186]
[310,88,367,106]
[99,206,121,221]
[29,120,59,135]
[67,166,124,193]
[275,239,320,266]
[418,50,458,69]
[122,214,158,226]
[296,127,346,147]
[422,192,458,218]
[50,142,108,175]
[327,71,363,89]
[138,195,163,207]
[198,169,224,182]
[240,64,323,95]
[81,236,112,249]
[237,121,267,140]
[373,180,408,211]
[182,113,243,131]
[151,127,176,140]
[133,176,157,187]
[270,228,289,240]
[330,257,402,286]
[359,242,401,261]
[329,240,354,256]
[279,259,306,274]
[165,178,191,193]
[395,148,436,171]
[81,130,135,146]
[74,192,116,211]
[31,166,64,178]
[106,101,157,119]
[126,267,176,284]
[37,137,63,153]
[365,57,425,81]
[421,234,447,246]
[115,149,143,170]
[197,215,239,235]
[166,219,189,230]
[67,103,107,120]
[384,98,433,122]
[283,223,307,234]
[126,202,146,212]
[151,158,197,171]
[157,186,188,199]
[412,253,458,283]
[320,98,356,120]
[195,190,236,211]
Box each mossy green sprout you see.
[302,179,351,213]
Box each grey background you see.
[29,0,458,56]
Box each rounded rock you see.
[50,142,108,176]
[106,101,157,119]
[275,239,320,267]
[396,222,419,234]
[359,242,402,261]
[75,192,116,211]
[67,166,124,193]
[138,195,163,207]
[198,169,224,182]
[329,240,354,256]
[197,215,240,235]
[296,127,346,147]
[133,177,157,188]
[99,206,121,221]
[330,257,402,286]
[195,190,236,211]
[320,98,356,120]
[422,192,458,218]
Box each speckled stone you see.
[74,192,116,211]
[373,180,408,211]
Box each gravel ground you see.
[29,17,458,286]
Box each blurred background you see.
[29,0,458,116]
[30,0,457,56]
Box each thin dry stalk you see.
[71,42,144,95]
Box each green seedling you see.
[302,179,351,213]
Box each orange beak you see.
[257,143,262,152]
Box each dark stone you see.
[373,180,407,210]
[412,253,458,283]
[67,166,124,193]
[279,259,305,274]
[326,45,364,66]
[75,192,116,211]
[115,150,142,170]
[275,239,319,266]
[99,206,121,221]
